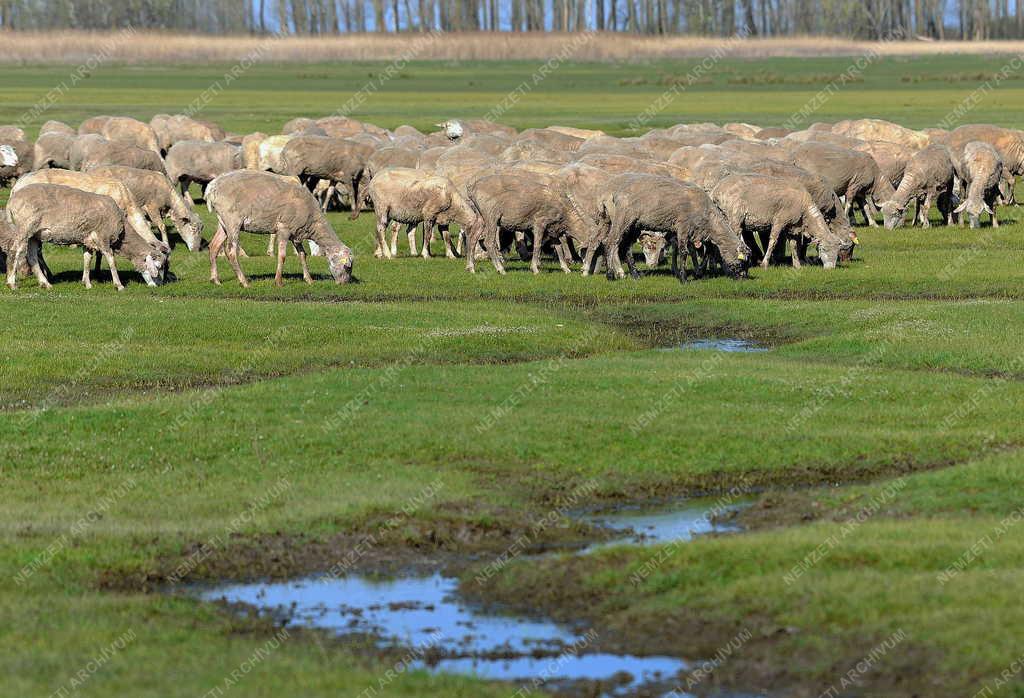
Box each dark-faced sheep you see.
[205,170,353,287]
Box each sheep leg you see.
[919,193,933,228]
[529,225,545,275]
[274,235,288,287]
[604,214,630,280]
[456,229,465,256]
[760,224,783,270]
[484,223,505,274]
[80,249,93,289]
[6,241,25,290]
[671,237,686,283]
[860,198,878,227]
[101,247,124,291]
[623,238,641,280]
[790,237,802,269]
[555,237,572,273]
[208,222,228,285]
[387,221,399,257]
[374,215,391,259]
[293,241,314,284]
[407,224,418,256]
[421,222,434,259]
[581,245,598,276]
[440,224,458,259]
[225,235,249,288]
[266,233,277,257]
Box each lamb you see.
[952,141,1004,229]
[204,170,353,287]
[165,140,242,200]
[5,184,167,290]
[368,168,481,261]
[880,144,957,229]
[71,135,165,173]
[595,173,750,281]
[33,131,76,170]
[710,174,849,270]
[468,171,591,275]
[88,165,204,250]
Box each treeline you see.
[0,0,1021,39]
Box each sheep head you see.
[879,200,906,230]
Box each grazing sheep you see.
[12,169,169,269]
[241,132,267,170]
[853,140,914,190]
[711,174,848,270]
[150,114,222,154]
[952,141,1004,229]
[595,173,749,280]
[88,165,204,250]
[33,132,75,170]
[785,142,894,226]
[165,140,242,199]
[831,119,930,150]
[71,135,165,173]
[78,115,114,135]
[880,144,957,229]
[40,120,75,135]
[368,168,480,261]
[205,170,353,287]
[352,146,422,217]
[100,117,161,153]
[5,184,167,290]
[946,125,1024,204]
[0,140,32,184]
[0,125,26,141]
[277,136,373,211]
[468,171,590,274]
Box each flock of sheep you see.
[0,112,1017,289]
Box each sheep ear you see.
[954,200,968,213]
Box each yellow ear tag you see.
[852,236,860,245]
[737,251,746,261]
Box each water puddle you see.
[674,338,769,353]
[581,498,744,552]
[199,499,747,696]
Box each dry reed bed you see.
[1,30,1024,64]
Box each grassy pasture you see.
[3,57,1024,697]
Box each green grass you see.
[4,58,1024,697]
[5,54,1024,136]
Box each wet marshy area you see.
[198,499,751,696]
